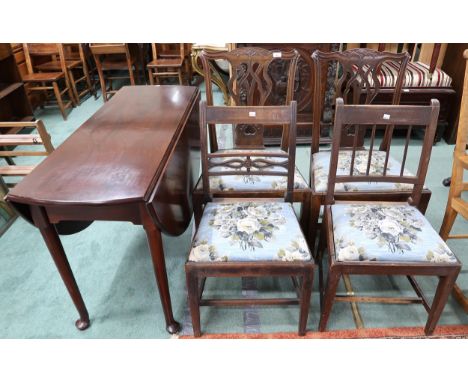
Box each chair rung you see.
[0,151,48,157]
[448,234,468,239]
[200,298,299,307]
[335,295,423,305]
[0,165,35,175]
[29,86,53,91]
[0,135,42,146]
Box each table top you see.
[7,85,199,206]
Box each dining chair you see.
[307,48,432,253]
[22,43,76,120]
[317,98,461,335]
[89,43,140,102]
[192,47,311,232]
[147,43,186,85]
[186,100,314,337]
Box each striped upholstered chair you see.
[358,43,455,142]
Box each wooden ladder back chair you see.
[317,98,461,335]
[22,43,76,120]
[89,43,139,102]
[307,48,432,253]
[147,43,186,85]
[58,43,97,103]
[192,48,310,232]
[0,120,54,187]
[186,100,315,337]
[439,49,468,313]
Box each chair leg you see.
[298,267,314,336]
[307,195,321,252]
[186,268,202,337]
[299,193,311,238]
[178,68,183,85]
[439,205,458,241]
[192,193,204,229]
[318,266,341,332]
[68,69,80,106]
[316,225,327,310]
[148,69,154,85]
[424,270,460,335]
[52,81,67,120]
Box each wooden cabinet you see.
[237,43,332,145]
[442,43,468,143]
[0,43,34,126]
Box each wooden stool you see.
[439,49,468,313]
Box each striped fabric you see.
[355,61,452,88]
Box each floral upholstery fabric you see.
[331,203,457,263]
[189,201,311,262]
[196,149,308,192]
[312,150,414,193]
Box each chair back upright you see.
[325,98,440,207]
[151,43,185,60]
[311,48,410,153]
[200,47,299,151]
[199,100,298,204]
[23,43,67,74]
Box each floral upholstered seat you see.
[196,149,308,191]
[331,203,457,263]
[312,150,415,193]
[189,201,311,262]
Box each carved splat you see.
[200,47,299,150]
[312,48,411,151]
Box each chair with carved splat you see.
[192,47,311,231]
[308,48,432,253]
[317,98,461,335]
[186,100,314,337]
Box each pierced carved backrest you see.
[199,101,298,203]
[325,98,440,206]
[312,48,410,152]
[200,47,299,151]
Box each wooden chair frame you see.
[317,99,461,335]
[307,48,431,253]
[192,47,312,231]
[147,43,185,85]
[60,43,97,103]
[186,100,315,337]
[23,43,76,120]
[0,120,54,188]
[90,43,139,102]
[439,49,468,312]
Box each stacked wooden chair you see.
[439,49,468,313]
[316,98,461,335]
[192,47,311,231]
[89,43,141,102]
[185,100,314,337]
[308,48,432,253]
[0,120,54,187]
[147,43,186,85]
[22,43,76,120]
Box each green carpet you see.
[0,85,467,338]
